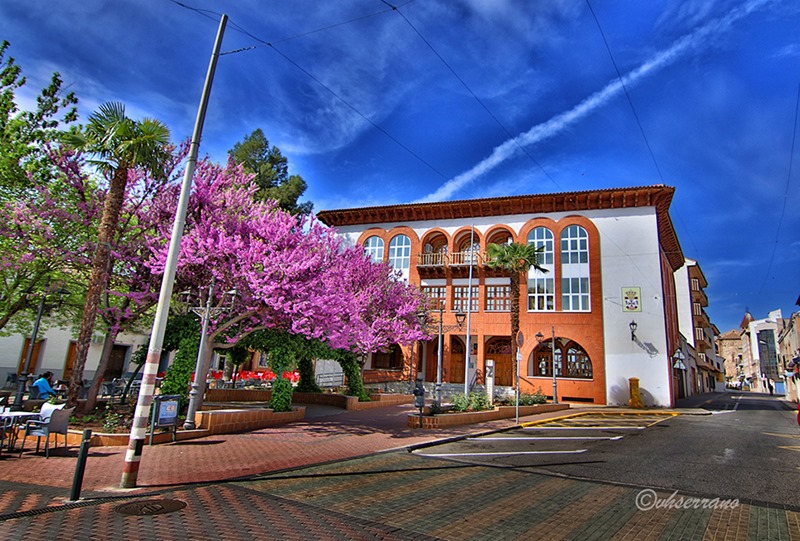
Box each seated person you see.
[31,371,57,400]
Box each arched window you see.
[363,236,384,263]
[527,227,554,311]
[528,339,592,379]
[388,234,411,271]
[566,346,592,378]
[560,225,590,311]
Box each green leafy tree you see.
[335,350,369,402]
[159,336,199,410]
[295,355,322,393]
[61,102,171,406]
[0,40,77,195]
[0,40,78,331]
[485,242,548,385]
[228,128,312,215]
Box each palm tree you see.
[62,102,170,407]
[485,242,548,387]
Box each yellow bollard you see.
[629,377,644,409]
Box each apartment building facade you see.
[674,259,725,395]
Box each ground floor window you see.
[528,339,592,379]
[372,344,403,370]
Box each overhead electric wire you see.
[167,0,454,184]
[380,0,560,191]
[585,0,699,261]
[585,0,664,184]
[756,81,800,297]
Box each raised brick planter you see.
[61,407,305,447]
[204,389,412,410]
[407,403,570,428]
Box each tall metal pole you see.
[436,302,443,406]
[463,225,475,395]
[12,289,48,409]
[183,279,215,430]
[121,14,227,489]
[551,325,558,404]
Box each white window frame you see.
[363,236,384,263]
[527,227,555,312]
[560,225,590,312]
[388,234,411,271]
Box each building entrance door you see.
[105,345,129,380]
[449,337,465,384]
[425,340,437,382]
[63,341,77,381]
[486,338,513,386]
[17,339,43,375]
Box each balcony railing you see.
[417,252,448,267]
[449,250,483,266]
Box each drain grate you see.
[115,499,187,516]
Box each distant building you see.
[674,260,724,396]
[740,310,784,394]
[717,329,744,386]
[778,311,800,401]
[319,185,701,407]
[0,326,147,387]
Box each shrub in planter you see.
[450,392,493,412]
[451,393,469,412]
[519,388,548,405]
[270,377,293,412]
[468,392,492,411]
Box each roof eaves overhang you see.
[317,184,685,269]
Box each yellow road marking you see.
[763,432,800,439]
[520,411,677,428]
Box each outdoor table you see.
[0,410,40,452]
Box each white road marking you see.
[469,436,624,441]
[523,426,646,430]
[414,449,588,457]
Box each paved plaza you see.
[0,396,797,540]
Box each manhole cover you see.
[115,499,187,516]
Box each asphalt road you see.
[414,393,800,508]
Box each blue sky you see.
[2,0,798,333]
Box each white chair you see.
[0,417,11,453]
[19,404,74,458]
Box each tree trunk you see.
[67,166,128,406]
[510,273,521,388]
[83,330,118,413]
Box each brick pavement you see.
[0,402,796,540]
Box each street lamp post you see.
[181,279,237,430]
[12,283,70,410]
[408,311,428,394]
[433,303,466,407]
[536,326,558,404]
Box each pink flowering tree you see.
[146,158,427,399]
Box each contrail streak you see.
[416,0,769,203]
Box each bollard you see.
[69,429,92,502]
[628,377,644,409]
